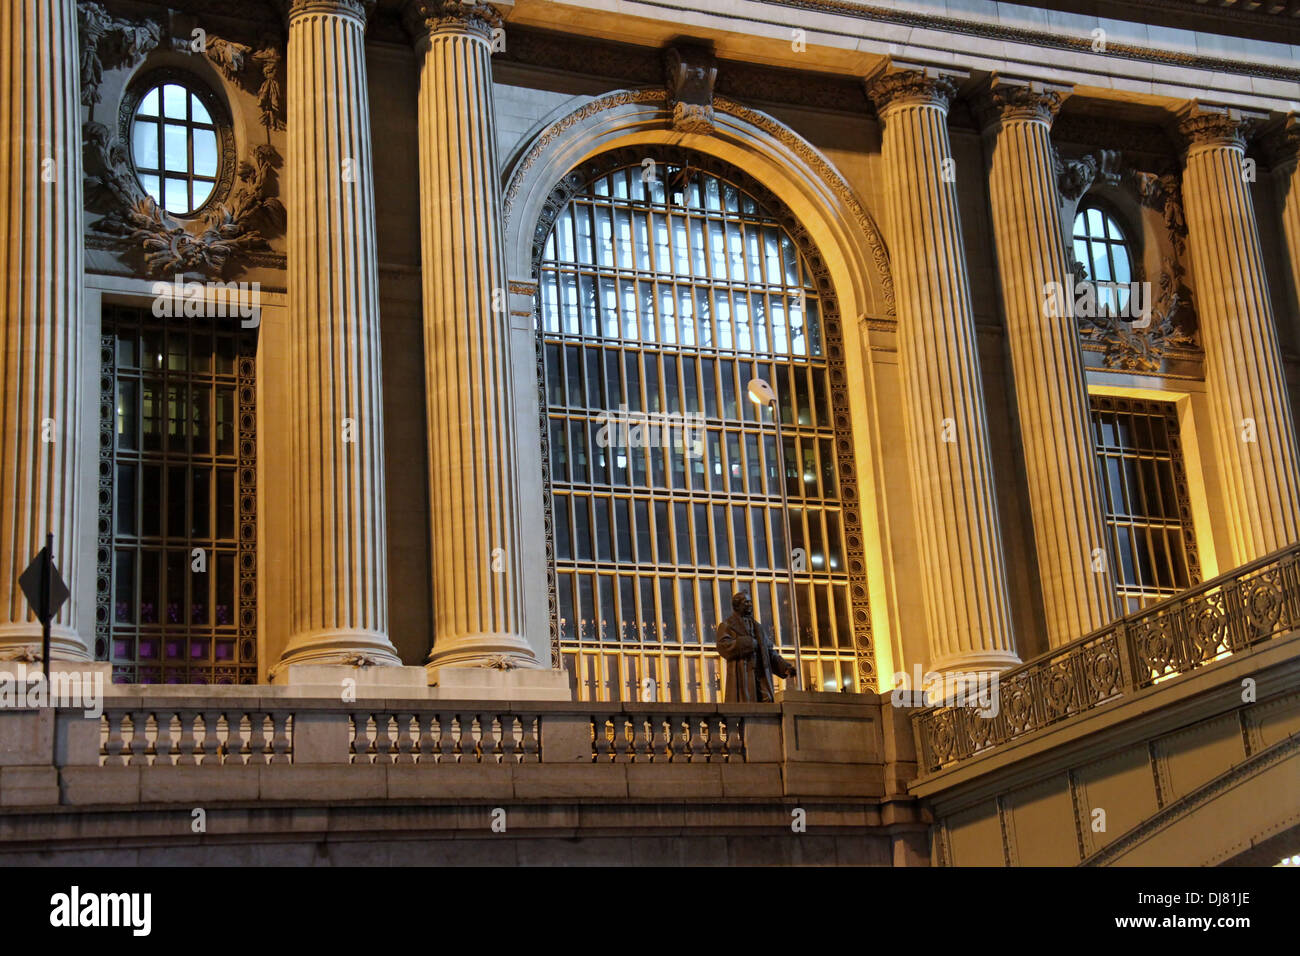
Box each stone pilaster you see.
[406,1,541,675]
[0,0,88,661]
[978,77,1117,648]
[866,68,1018,677]
[1179,105,1300,563]
[276,0,402,671]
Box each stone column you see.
[979,77,1116,648]
[1180,105,1300,563]
[865,68,1019,678]
[405,1,541,677]
[275,0,403,671]
[0,0,89,661]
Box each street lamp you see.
[747,376,803,690]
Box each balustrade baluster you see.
[198,710,221,765]
[518,715,539,763]
[649,715,668,761]
[705,716,724,762]
[478,714,498,765]
[393,713,415,764]
[152,711,176,766]
[374,712,395,764]
[175,710,198,766]
[352,713,373,765]
[247,711,268,765]
[128,710,151,766]
[499,714,519,763]
[416,714,436,764]
[103,712,124,766]
[437,714,457,762]
[271,713,292,764]
[687,716,707,763]
[592,717,611,762]
[611,715,632,763]
[455,714,477,763]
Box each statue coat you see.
[715,611,796,702]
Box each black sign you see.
[19,543,70,626]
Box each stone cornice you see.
[864,67,960,116]
[402,0,503,42]
[977,77,1070,130]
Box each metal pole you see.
[41,532,52,685]
[770,398,803,688]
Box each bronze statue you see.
[715,590,797,702]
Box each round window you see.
[129,80,221,216]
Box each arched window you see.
[129,78,222,216]
[1072,202,1136,316]
[535,148,869,703]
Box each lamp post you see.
[747,377,803,689]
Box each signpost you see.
[18,533,71,683]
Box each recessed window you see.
[1073,204,1135,316]
[130,81,220,216]
[1089,396,1201,613]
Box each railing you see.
[914,543,1300,774]
[92,703,764,767]
[100,708,293,766]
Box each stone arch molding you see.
[501,88,895,321]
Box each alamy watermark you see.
[152,275,261,327]
[0,663,103,718]
[891,664,999,718]
[1042,279,1152,329]
[595,404,706,458]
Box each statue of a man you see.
[715,590,797,702]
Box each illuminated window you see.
[1090,396,1201,613]
[130,80,221,215]
[1073,203,1135,316]
[98,305,257,683]
[536,150,869,703]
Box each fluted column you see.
[406,1,539,672]
[276,0,401,671]
[1180,105,1300,563]
[979,77,1116,648]
[866,68,1018,677]
[0,0,88,661]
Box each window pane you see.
[163,83,188,119]
[132,122,159,170]
[193,128,218,177]
[138,88,159,117]
[191,94,211,125]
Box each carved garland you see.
[78,1,286,279]
[527,145,878,690]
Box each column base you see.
[425,631,543,672]
[276,662,430,697]
[271,628,404,680]
[426,664,572,701]
[0,624,92,663]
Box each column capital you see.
[1176,102,1264,153]
[1260,114,1300,173]
[865,65,965,116]
[403,0,503,42]
[976,75,1071,131]
[280,0,375,26]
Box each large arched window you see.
[1072,202,1136,316]
[535,148,870,703]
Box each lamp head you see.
[747,377,776,406]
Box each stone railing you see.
[99,709,294,766]
[914,542,1300,774]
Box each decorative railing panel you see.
[100,708,292,766]
[915,544,1300,774]
[593,714,743,763]
[350,712,542,765]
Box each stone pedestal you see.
[1182,105,1300,564]
[0,0,88,661]
[279,662,429,699]
[275,0,403,674]
[426,665,572,701]
[866,67,1019,678]
[406,1,543,674]
[979,77,1117,648]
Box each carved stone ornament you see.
[1053,149,1123,202]
[480,654,519,671]
[403,0,503,40]
[78,1,162,107]
[664,44,718,134]
[85,134,285,278]
[863,68,959,115]
[1077,264,1198,372]
[78,5,288,277]
[979,80,1067,128]
[1178,106,1252,152]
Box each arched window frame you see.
[1072,195,1144,319]
[528,145,874,703]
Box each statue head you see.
[731,591,753,616]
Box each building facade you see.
[2,0,1299,864]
